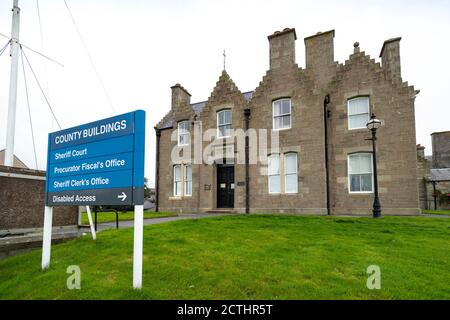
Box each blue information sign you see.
[45,110,145,206]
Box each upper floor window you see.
[348,97,370,130]
[178,121,190,146]
[217,109,232,138]
[348,153,373,193]
[273,98,291,130]
[284,153,298,194]
[268,154,280,194]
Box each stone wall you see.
[0,166,79,230]
[432,131,450,169]
[416,145,430,210]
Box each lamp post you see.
[367,113,382,218]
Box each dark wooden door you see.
[217,165,234,208]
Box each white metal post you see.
[4,0,21,166]
[85,205,96,240]
[133,205,144,289]
[41,206,53,270]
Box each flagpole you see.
[4,0,21,166]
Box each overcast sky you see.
[0,0,449,186]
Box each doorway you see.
[216,164,234,208]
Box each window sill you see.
[272,127,291,132]
[348,127,367,132]
[268,192,299,195]
[169,195,193,200]
[349,192,373,195]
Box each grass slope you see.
[80,211,177,224]
[0,215,449,300]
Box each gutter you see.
[154,127,161,212]
[244,108,251,214]
[324,95,331,215]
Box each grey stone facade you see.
[155,28,421,216]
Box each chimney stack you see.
[304,30,335,70]
[416,144,425,159]
[267,28,297,69]
[431,131,450,169]
[171,83,191,109]
[380,37,402,82]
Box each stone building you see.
[154,28,421,216]
[417,132,450,210]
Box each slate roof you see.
[158,91,254,130]
[430,168,450,182]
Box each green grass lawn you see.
[80,211,177,224]
[423,210,450,216]
[0,215,449,300]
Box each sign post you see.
[42,110,146,288]
[85,206,96,240]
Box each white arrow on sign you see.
[118,192,127,201]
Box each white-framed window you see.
[273,98,291,130]
[217,109,232,138]
[173,165,182,196]
[184,165,192,196]
[284,153,298,193]
[268,154,280,194]
[177,120,190,146]
[348,97,370,130]
[348,153,373,193]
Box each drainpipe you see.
[324,95,331,215]
[154,127,161,212]
[432,181,437,211]
[244,108,251,214]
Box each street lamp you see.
[367,113,382,218]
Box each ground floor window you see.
[348,153,373,193]
[173,164,192,197]
[284,153,298,193]
[268,154,280,193]
[268,152,299,194]
[173,165,182,196]
[184,165,192,196]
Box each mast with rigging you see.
[4,0,20,166]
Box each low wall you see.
[0,166,78,230]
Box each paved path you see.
[420,214,450,218]
[79,213,235,234]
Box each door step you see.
[206,209,236,214]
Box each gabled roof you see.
[430,168,450,182]
[158,90,253,130]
